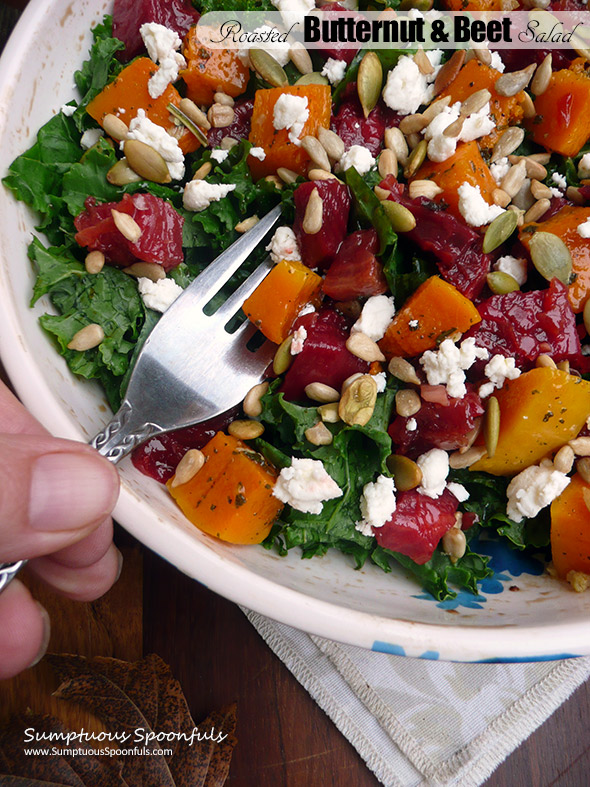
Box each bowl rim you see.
[1,0,589,663]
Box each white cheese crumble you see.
[478,354,521,399]
[552,172,567,191]
[373,372,387,393]
[61,103,76,117]
[506,462,570,523]
[321,58,347,85]
[578,152,590,180]
[490,157,511,185]
[249,146,266,161]
[273,94,309,145]
[355,475,396,537]
[490,51,505,72]
[578,219,590,238]
[460,103,496,143]
[351,295,395,341]
[409,319,419,329]
[447,481,469,502]
[457,182,505,227]
[250,25,291,66]
[183,180,236,211]
[126,109,185,180]
[266,226,301,264]
[493,255,527,286]
[140,23,186,99]
[406,417,418,431]
[382,51,441,116]
[424,101,494,164]
[138,277,183,313]
[420,337,489,399]
[290,326,307,355]
[337,144,375,176]
[272,458,343,514]
[416,448,449,499]
[80,128,104,149]
[271,0,315,29]
[210,149,229,163]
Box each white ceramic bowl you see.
[2,0,590,662]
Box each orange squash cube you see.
[182,26,250,107]
[551,473,590,579]
[242,258,323,344]
[167,432,283,545]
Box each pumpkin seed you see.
[295,72,329,86]
[167,102,209,146]
[305,421,333,446]
[67,323,105,352]
[290,42,313,75]
[486,271,520,295]
[338,375,378,426]
[171,449,205,488]
[491,126,525,163]
[584,298,590,336]
[529,231,573,285]
[524,198,551,224]
[107,158,143,186]
[273,336,293,375]
[449,446,487,469]
[434,50,465,95]
[124,139,171,183]
[385,454,422,491]
[460,88,491,117]
[318,127,345,162]
[403,139,427,178]
[228,419,265,440]
[380,199,416,233]
[495,64,536,97]
[482,210,519,253]
[358,52,382,120]
[250,48,288,87]
[484,396,500,458]
[179,97,211,130]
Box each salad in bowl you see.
[2,0,590,660]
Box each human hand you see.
[0,379,120,680]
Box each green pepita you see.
[167,102,209,147]
[107,158,142,186]
[486,271,520,295]
[403,139,427,179]
[482,210,519,253]
[380,200,417,233]
[124,139,171,184]
[273,335,293,375]
[250,48,288,88]
[484,396,501,458]
[385,454,423,491]
[358,52,382,120]
[294,72,330,86]
[529,231,573,285]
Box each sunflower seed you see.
[569,437,590,456]
[374,185,391,200]
[529,231,573,285]
[486,270,520,294]
[584,298,590,336]
[170,449,206,488]
[192,161,212,181]
[305,381,340,403]
[500,160,527,198]
[235,216,259,233]
[577,457,590,483]
[358,51,382,120]
[521,91,537,119]
[302,187,323,234]
[111,209,142,243]
[208,103,234,128]
[443,116,465,138]
[107,158,143,186]
[399,113,429,135]
[492,188,511,208]
[67,323,105,351]
[250,48,288,87]
[460,88,492,117]
[301,136,331,171]
[317,403,340,423]
[421,95,452,123]
[395,389,421,417]
[524,198,551,223]
[484,396,500,458]
[346,332,386,362]
[408,179,443,200]
[277,167,299,184]
[536,354,557,369]
[228,419,265,440]
[378,148,398,179]
[531,53,552,96]
[567,186,584,205]
[491,126,526,162]
[305,421,333,446]
[122,262,166,282]
[434,50,465,95]
[449,446,487,469]
[308,168,340,182]
[495,63,536,97]
[483,209,519,253]
[386,454,422,491]
[265,175,283,190]
[530,179,552,200]
[554,444,575,474]
[179,98,211,130]
[103,113,128,141]
[220,136,239,150]
[442,528,467,563]
[384,127,409,164]
[317,127,345,162]
[414,46,434,75]
[290,42,313,75]
[124,139,171,183]
[85,250,105,274]
[388,357,421,385]
[473,47,492,66]
[381,199,417,232]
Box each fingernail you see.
[28,602,51,668]
[30,452,118,532]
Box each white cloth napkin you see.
[245,610,590,787]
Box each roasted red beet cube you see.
[316,4,360,63]
[279,309,368,401]
[322,229,388,300]
[75,193,184,271]
[388,390,484,459]
[331,83,402,157]
[113,0,200,61]
[375,488,459,565]
[293,180,350,270]
[464,278,584,370]
[208,98,253,148]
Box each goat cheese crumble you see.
[273,94,309,145]
[249,146,266,161]
[416,449,449,499]
[478,354,521,399]
[272,458,343,515]
[493,255,528,286]
[490,157,511,185]
[420,338,489,399]
[321,58,347,85]
[80,128,104,149]
[457,182,505,227]
[447,482,469,503]
[183,180,236,211]
[140,23,186,99]
[337,145,375,176]
[126,109,185,180]
[382,51,441,115]
[138,277,183,313]
[266,226,301,264]
[210,149,229,163]
[578,219,590,238]
[578,152,590,180]
[506,461,570,523]
[271,0,315,29]
[351,295,395,342]
[355,475,396,537]
[290,326,307,355]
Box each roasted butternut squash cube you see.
[182,26,250,107]
[551,473,590,579]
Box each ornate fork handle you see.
[0,560,27,594]
[91,400,163,465]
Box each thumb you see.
[0,432,120,563]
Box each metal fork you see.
[91,204,282,464]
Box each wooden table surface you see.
[1,2,590,783]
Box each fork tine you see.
[214,256,273,324]
[183,204,281,312]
